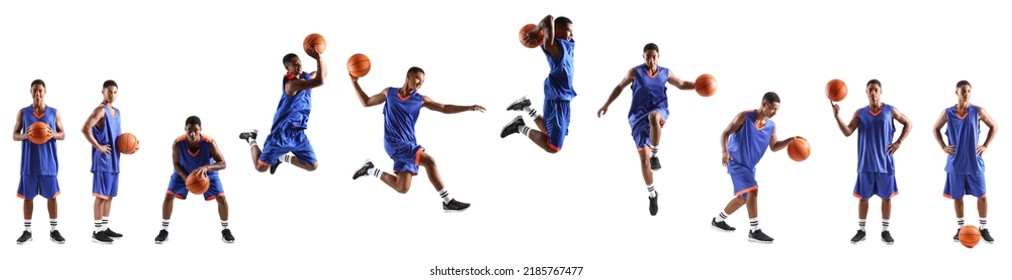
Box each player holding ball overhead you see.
[240,33,328,175]
[831,79,912,245]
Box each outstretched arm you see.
[284,49,327,96]
[768,128,797,152]
[598,68,635,117]
[832,101,859,137]
[667,72,694,90]
[422,96,485,114]
[172,143,188,180]
[979,107,998,150]
[52,111,66,140]
[350,77,387,107]
[12,110,26,141]
[81,106,110,154]
[721,112,747,166]
[888,107,913,154]
[534,15,562,58]
[932,111,953,154]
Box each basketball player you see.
[501,15,577,154]
[81,80,127,244]
[13,79,66,244]
[709,92,798,244]
[155,116,233,244]
[351,67,483,211]
[932,80,997,244]
[240,46,327,174]
[831,79,913,245]
[596,43,696,216]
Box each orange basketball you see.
[518,23,544,48]
[695,74,717,97]
[827,79,847,102]
[117,133,139,154]
[347,53,371,78]
[959,225,981,248]
[303,33,326,55]
[27,121,52,145]
[787,137,810,162]
[186,172,210,195]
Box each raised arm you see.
[768,128,797,152]
[81,106,110,154]
[667,72,694,90]
[979,107,998,149]
[932,110,953,154]
[721,112,747,166]
[12,110,26,141]
[422,96,485,114]
[350,77,387,107]
[172,143,188,180]
[598,68,635,117]
[284,50,327,96]
[534,15,562,58]
[832,101,859,137]
[52,111,66,141]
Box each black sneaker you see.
[50,230,65,244]
[238,129,258,144]
[980,228,994,243]
[104,228,123,239]
[269,159,281,175]
[500,116,525,138]
[953,229,960,242]
[443,199,471,212]
[881,231,894,245]
[353,160,375,180]
[650,156,662,171]
[16,231,31,244]
[506,97,531,111]
[711,218,736,232]
[851,230,867,244]
[92,230,113,244]
[222,229,235,243]
[648,191,658,216]
[155,229,169,244]
[748,229,774,244]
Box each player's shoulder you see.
[174,134,187,143]
[201,134,215,143]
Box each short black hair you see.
[956,80,971,88]
[103,80,118,89]
[283,53,298,65]
[407,66,425,77]
[866,79,881,89]
[643,43,659,53]
[554,16,572,27]
[31,79,45,88]
[185,116,202,127]
[762,91,780,104]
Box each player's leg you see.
[712,171,754,232]
[743,188,773,243]
[41,176,63,244]
[157,179,186,244]
[944,173,966,242]
[877,173,897,244]
[501,98,558,153]
[968,173,992,243]
[204,178,233,243]
[851,173,873,243]
[285,131,318,171]
[240,129,268,171]
[91,172,115,243]
[417,151,470,211]
[636,147,658,216]
[17,177,35,244]
[647,109,667,171]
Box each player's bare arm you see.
[769,128,796,152]
[52,111,66,140]
[666,71,694,90]
[721,111,747,165]
[978,106,998,154]
[534,15,561,58]
[12,110,26,141]
[932,110,953,154]
[82,106,111,154]
[888,107,912,154]
[285,49,326,96]
[422,96,485,114]
[350,78,387,107]
[831,101,859,137]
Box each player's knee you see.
[648,111,661,123]
[306,163,319,171]
[255,164,269,173]
[979,196,987,203]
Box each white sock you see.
[646,185,657,198]
[439,189,452,203]
[248,139,257,148]
[859,219,866,231]
[49,219,57,231]
[519,125,532,136]
[882,219,890,231]
[162,219,170,230]
[715,211,729,222]
[749,218,759,231]
[651,146,659,156]
[221,220,229,230]
[24,220,31,232]
[524,107,539,118]
[94,220,103,233]
[368,167,382,178]
[102,216,109,231]
[282,154,293,163]
[980,218,988,229]
[957,218,965,229]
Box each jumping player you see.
[155,116,233,244]
[350,67,482,211]
[240,47,327,174]
[13,79,67,244]
[710,92,797,244]
[932,80,997,244]
[81,80,127,244]
[501,15,577,154]
[831,79,912,245]
[596,43,696,216]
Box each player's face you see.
[185,124,201,143]
[30,84,45,106]
[409,73,425,91]
[102,86,118,104]
[643,50,659,69]
[760,101,780,118]
[286,57,303,74]
[556,23,573,40]
[956,84,971,102]
[865,83,881,104]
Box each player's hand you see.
[887,141,901,155]
[307,47,321,59]
[471,105,486,112]
[98,144,112,155]
[831,101,840,115]
[597,106,608,118]
[977,145,988,155]
[524,30,540,42]
[194,167,208,177]
[722,151,732,167]
[942,146,955,155]
[349,73,359,82]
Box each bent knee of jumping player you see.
[255,160,270,172]
[648,111,663,124]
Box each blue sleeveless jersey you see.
[272,72,313,131]
[91,105,122,173]
[856,104,895,174]
[383,88,423,144]
[174,134,219,179]
[20,106,59,176]
[944,105,985,174]
[542,38,577,101]
[727,110,774,172]
[628,64,669,126]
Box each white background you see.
[1,0,1008,279]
